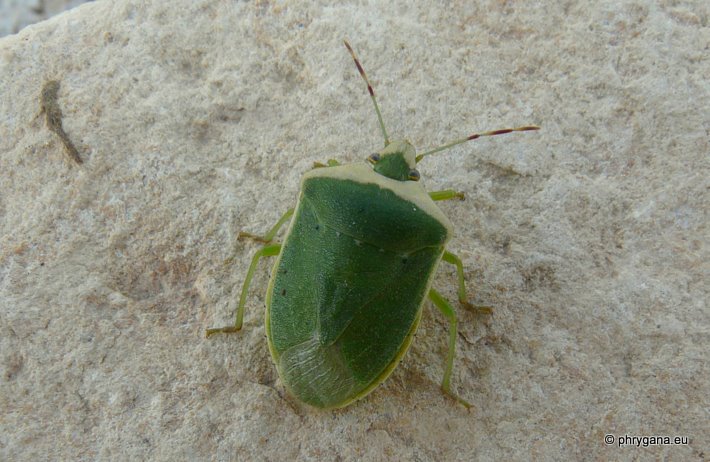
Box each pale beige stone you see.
[1,1,707,460]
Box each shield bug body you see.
[207,41,538,409]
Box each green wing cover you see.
[268,176,449,408]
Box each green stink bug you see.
[207,41,538,409]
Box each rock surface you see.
[1,1,707,460]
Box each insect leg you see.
[206,243,282,337]
[428,189,465,201]
[442,250,492,314]
[428,288,471,408]
[312,159,341,169]
[236,208,295,244]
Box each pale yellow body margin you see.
[302,163,454,234]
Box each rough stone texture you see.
[1,1,708,460]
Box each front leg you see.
[234,208,295,246]
[429,189,465,201]
[206,243,282,337]
[312,159,341,169]
[208,208,294,337]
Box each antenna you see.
[416,126,540,162]
[344,40,390,146]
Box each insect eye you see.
[408,169,421,181]
[367,153,381,164]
